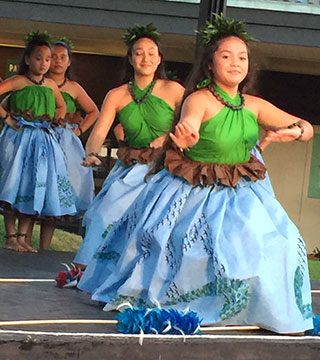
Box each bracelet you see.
[288,121,304,141]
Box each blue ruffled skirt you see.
[75,147,271,266]
[78,153,313,333]
[54,126,94,215]
[0,120,77,216]
[74,160,151,266]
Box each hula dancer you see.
[0,31,76,252]
[73,24,184,269]
[27,38,99,249]
[78,15,314,334]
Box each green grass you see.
[1,215,320,281]
[308,260,320,282]
[0,215,82,252]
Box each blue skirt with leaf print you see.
[74,159,151,266]
[0,121,77,216]
[54,125,94,216]
[78,147,312,333]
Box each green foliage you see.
[196,13,254,47]
[24,30,53,46]
[54,36,74,50]
[123,23,160,47]
[308,259,320,281]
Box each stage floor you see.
[1,248,320,359]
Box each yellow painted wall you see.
[262,126,319,253]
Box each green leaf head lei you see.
[123,23,161,48]
[24,30,53,46]
[53,36,74,50]
[196,13,254,47]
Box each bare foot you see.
[17,233,38,253]
[4,234,26,252]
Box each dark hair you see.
[18,39,51,75]
[51,41,73,79]
[147,35,253,179]
[120,36,167,84]
[185,35,251,99]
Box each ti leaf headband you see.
[54,36,74,50]
[196,13,253,47]
[24,30,53,46]
[123,23,161,47]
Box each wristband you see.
[288,121,304,141]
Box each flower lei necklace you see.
[128,79,156,104]
[208,85,244,111]
[26,73,45,86]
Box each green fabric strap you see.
[117,81,174,148]
[185,83,258,164]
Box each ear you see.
[25,56,30,66]
[128,56,133,66]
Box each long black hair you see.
[18,39,52,76]
[147,34,253,178]
[120,36,167,85]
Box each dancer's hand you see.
[73,128,81,137]
[259,126,302,152]
[81,153,101,167]
[169,122,199,149]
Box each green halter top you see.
[61,91,77,114]
[185,84,258,164]
[9,85,56,119]
[117,81,174,148]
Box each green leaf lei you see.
[24,30,53,46]
[122,23,161,47]
[196,13,254,47]
[54,36,74,50]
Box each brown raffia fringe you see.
[6,110,58,130]
[8,110,68,129]
[164,146,267,187]
[10,110,52,122]
[117,146,162,166]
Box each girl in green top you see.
[0,32,77,253]
[26,39,99,250]
[73,24,184,269]
[78,15,314,335]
